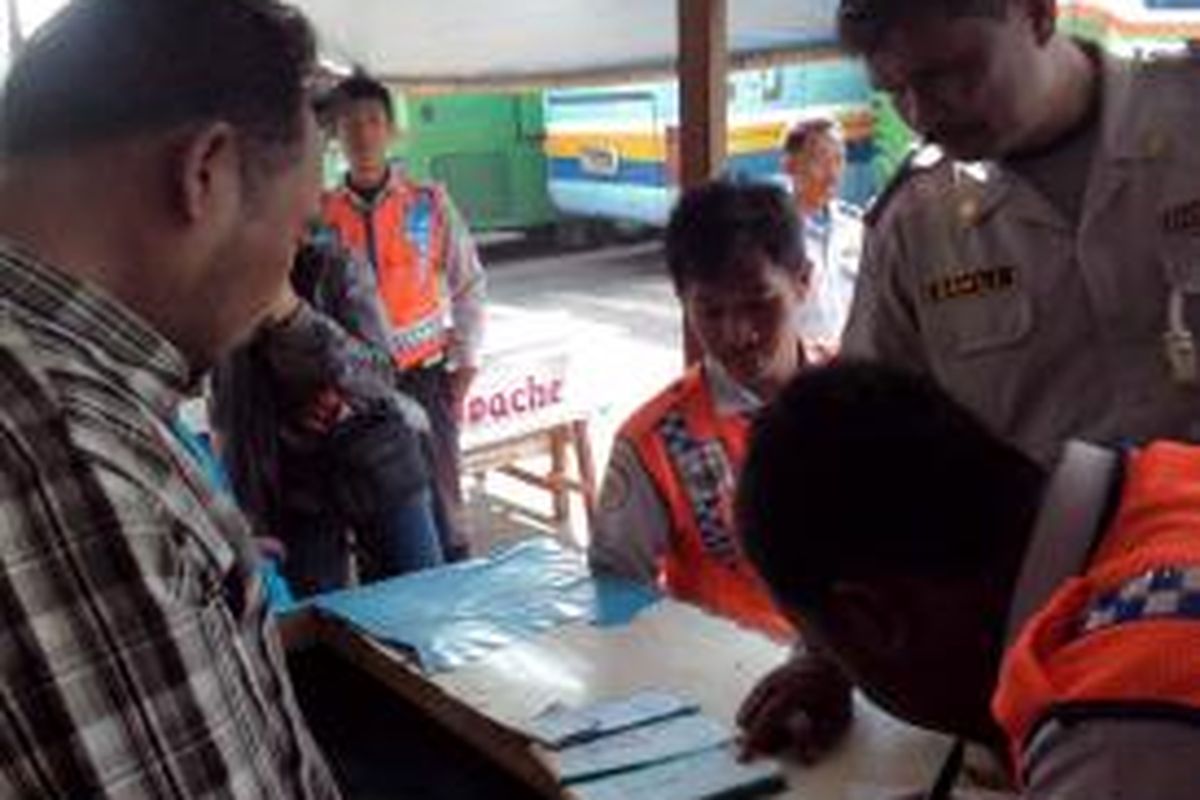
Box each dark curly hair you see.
[665,180,808,292]
[738,360,1044,609]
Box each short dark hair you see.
[665,180,807,291]
[332,72,396,124]
[782,118,842,156]
[838,0,1009,53]
[0,0,316,162]
[737,361,1044,610]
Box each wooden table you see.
[292,598,953,799]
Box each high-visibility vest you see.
[621,366,792,639]
[993,442,1200,777]
[322,173,450,369]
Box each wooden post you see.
[677,0,728,191]
[677,0,728,361]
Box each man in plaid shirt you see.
[0,1,340,797]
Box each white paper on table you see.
[525,690,700,749]
[546,713,732,783]
[568,745,785,800]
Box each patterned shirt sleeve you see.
[587,438,669,586]
[261,301,397,410]
[0,348,339,799]
[437,188,487,369]
[320,244,395,364]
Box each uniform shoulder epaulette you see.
[864,144,945,228]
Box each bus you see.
[1060,0,1200,56]
[543,58,879,229]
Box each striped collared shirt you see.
[0,242,340,799]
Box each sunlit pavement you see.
[466,238,682,553]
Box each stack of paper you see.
[525,691,786,800]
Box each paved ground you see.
[466,238,682,551]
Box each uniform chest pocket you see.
[923,268,1034,357]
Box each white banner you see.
[461,345,577,448]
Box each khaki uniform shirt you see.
[844,53,1200,466]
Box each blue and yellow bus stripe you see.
[546,109,875,188]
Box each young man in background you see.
[781,118,863,360]
[322,73,487,561]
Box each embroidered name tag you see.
[1163,199,1200,235]
[926,267,1016,304]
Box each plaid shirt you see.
[0,243,340,799]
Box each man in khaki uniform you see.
[842,0,1200,467]
[738,0,1200,782]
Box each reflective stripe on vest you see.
[322,176,449,369]
[993,441,1200,780]
[623,367,792,639]
[657,409,740,566]
[391,313,448,367]
[1081,566,1200,634]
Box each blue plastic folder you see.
[312,538,660,672]
[530,692,787,799]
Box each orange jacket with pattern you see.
[994,442,1200,776]
[621,366,792,639]
[322,174,450,369]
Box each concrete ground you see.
[465,238,682,553]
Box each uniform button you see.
[1143,130,1170,159]
[958,197,981,228]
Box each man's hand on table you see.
[737,649,854,764]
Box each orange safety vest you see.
[322,172,450,369]
[993,442,1200,777]
[621,366,792,640]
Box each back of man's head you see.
[664,180,807,291]
[0,0,315,166]
[737,360,1044,612]
[838,0,1010,53]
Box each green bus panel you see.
[397,93,556,232]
